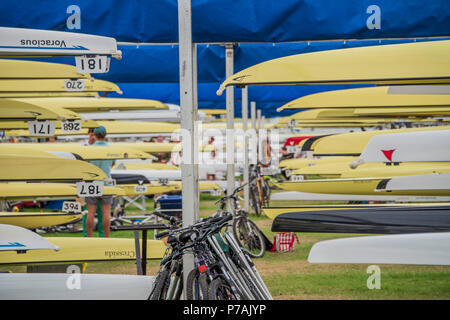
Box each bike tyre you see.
[232,217,266,258]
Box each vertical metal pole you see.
[250,101,257,165]
[178,0,198,298]
[257,109,262,163]
[242,86,249,212]
[225,43,235,201]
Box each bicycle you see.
[249,162,271,215]
[148,212,272,300]
[213,184,268,258]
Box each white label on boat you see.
[28,120,56,137]
[62,201,82,213]
[134,185,148,194]
[158,178,169,185]
[76,181,104,197]
[211,189,222,196]
[61,120,82,133]
[291,175,304,182]
[286,146,301,154]
[64,79,85,91]
[75,55,110,74]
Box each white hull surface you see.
[377,174,450,191]
[308,232,450,266]
[0,224,59,252]
[0,273,153,300]
[359,129,450,163]
[270,191,450,202]
[0,27,120,58]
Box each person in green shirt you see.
[84,126,114,237]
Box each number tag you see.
[76,181,104,197]
[64,79,85,91]
[75,55,110,74]
[62,201,82,213]
[61,120,82,133]
[28,120,56,137]
[211,189,222,196]
[134,185,148,194]
[158,178,169,186]
[291,175,304,182]
[286,146,301,154]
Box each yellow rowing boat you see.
[0,212,82,229]
[278,85,450,111]
[0,237,166,265]
[217,40,450,93]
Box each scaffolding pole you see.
[178,0,199,298]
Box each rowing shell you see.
[0,273,154,300]
[270,191,450,202]
[0,237,166,265]
[271,205,450,234]
[275,177,450,196]
[0,224,59,252]
[0,212,81,229]
[262,202,449,221]
[308,232,450,266]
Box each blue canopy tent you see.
[0,0,449,117]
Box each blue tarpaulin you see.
[1,0,449,42]
[1,1,449,117]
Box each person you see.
[87,128,96,145]
[81,127,104,237]
[205,149,217,180]
[84,126,114,237]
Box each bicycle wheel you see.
[186,269,208,300]
[232,217,266,258]
[208,277,234,300]
[148,268,170,300]
[249,186,261,216]
[263,178,271,206]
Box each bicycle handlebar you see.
[214,183,248,205]
[153,210,180,225]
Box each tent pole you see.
[225,43,235,203]
[242,86,249,212]
[257,109,262,162]
[178,0,198,299]
[251,101,257,165]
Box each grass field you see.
[5,195,450,300]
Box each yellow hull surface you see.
[218,40,450,92]
[0,155,107,182]
[0,212,81,228]
[275,178,450,196]
[279,85,450,110]
[119,183,180,196]
[0,119,98,130]
[109,142,179,154]
[0,98,81,121]
[0,183,124,200]
[0,59,90,79]
[279,157,356,171]
[0,237,166,265]
[0,92,99,98]
[10,97,168,112]
[0,79,120,93]
[291,162,450,178]
[10,143,152,161]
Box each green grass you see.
[6,198,450,300]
